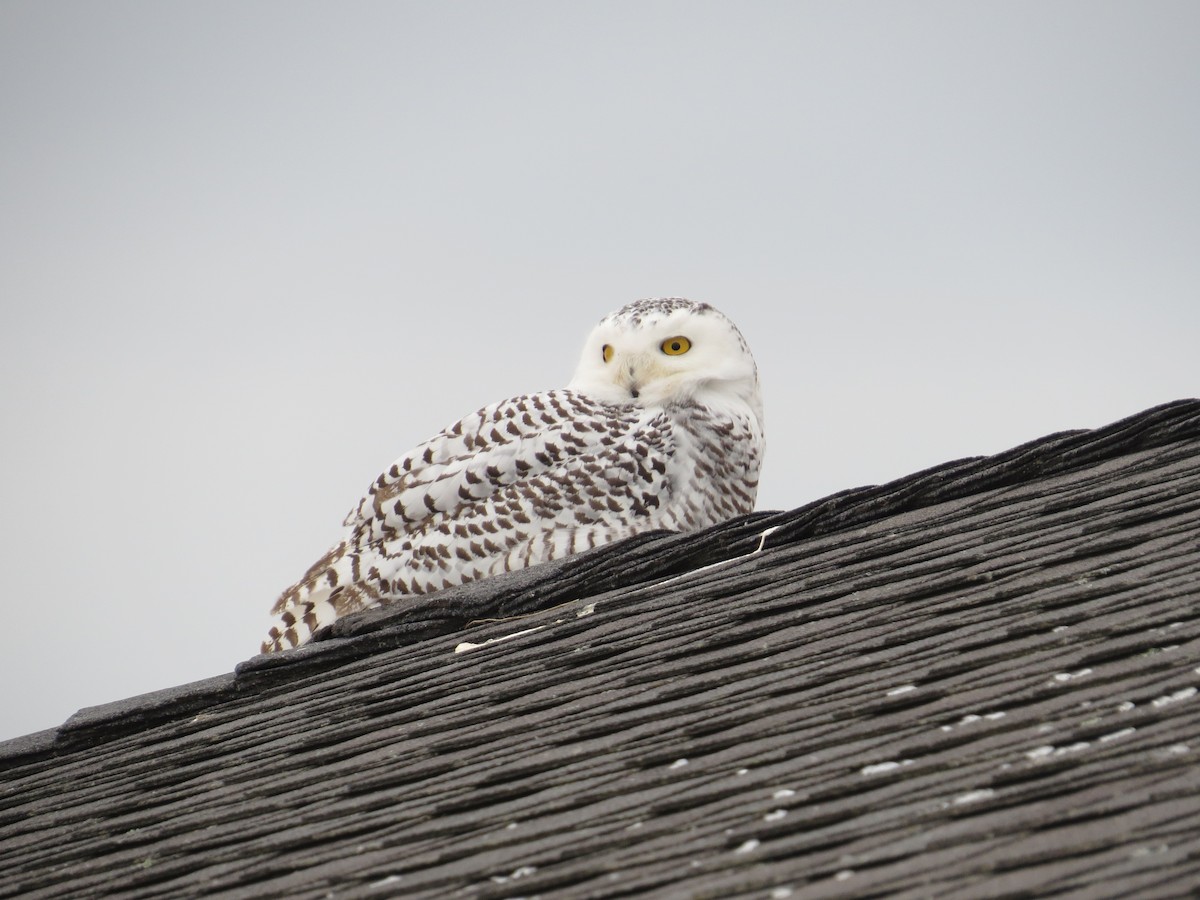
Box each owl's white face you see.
[568,298,762,423]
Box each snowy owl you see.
[262,298,765,653]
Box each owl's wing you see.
[264,388,675,653]
[343,388,669,547]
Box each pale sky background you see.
[2,1,1197,742]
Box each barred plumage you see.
[263,298,765,652]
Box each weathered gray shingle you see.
[2,399,1199,898]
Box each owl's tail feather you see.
[261,591,339,654]
[261,541,355,654]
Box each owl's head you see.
[569,298,763,423]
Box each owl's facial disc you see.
[568,299,761,419]
[607,349,680,400]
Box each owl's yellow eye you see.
[660,336,691,356]
[602,344,614,363]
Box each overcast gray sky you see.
[2,1,1197,742]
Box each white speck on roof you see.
[953,788,995,805]
[1152,687,1197,707]
[861,759,913,775]
[454,626,547,654]
[754,525,781,553]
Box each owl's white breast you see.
[655,397,765,531]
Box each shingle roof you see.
[3,399,1200,898]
